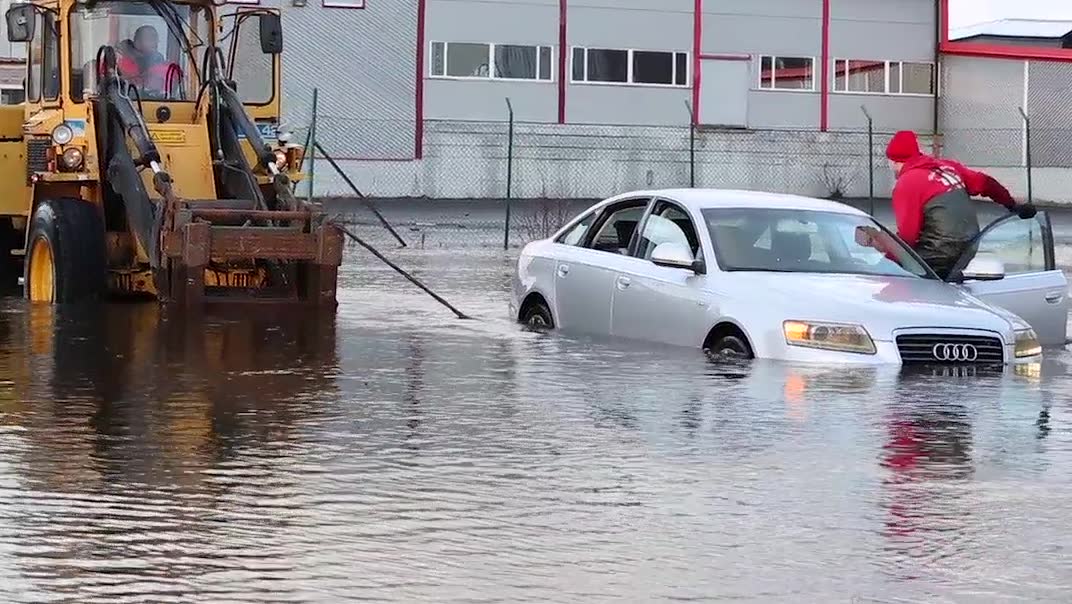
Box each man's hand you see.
[1011,203,1038,219]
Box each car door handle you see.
[616,276,631,290]
[1045,291,1063,304]
[557,265,570,278]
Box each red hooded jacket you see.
[890,154,1015,248]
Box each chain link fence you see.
[297,114,908,250]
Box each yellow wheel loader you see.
[0,0,343,306]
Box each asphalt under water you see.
[1,219,1071,603]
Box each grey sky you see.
[950,0,1072,28]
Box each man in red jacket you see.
[879,130,1035,279]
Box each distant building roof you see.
[951,18,1072,41]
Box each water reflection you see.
[0,291,1065,601]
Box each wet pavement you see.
[1,203,1072,602]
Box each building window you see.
[834,59,935,96]
[759,56,815,91]
[571,47,689,87]
[430,41,553,81]
[322,0,365,8]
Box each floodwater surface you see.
[1,217,1071,602]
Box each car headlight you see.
[1014,328,1041,358]
[783,320,876,355]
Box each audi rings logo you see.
[932,343,979,362]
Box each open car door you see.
[951,211,1068,346]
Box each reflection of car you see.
[510,189,1069,366]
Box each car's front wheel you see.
[707,334,753,360]
[520,298,554,330]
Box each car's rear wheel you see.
[707,334,753,360]
[520,298,554,330]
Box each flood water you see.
[1,207,1072,602]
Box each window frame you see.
[756,55,817,92]
[831,58,937,97]
[632,197,703,262]
[569,46,690,88]
[322,0,365,8]
[429,41,555,83]
[558,197,652,255]
[26,10,43,104]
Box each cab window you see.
[636,202,700,260]
[27,11,42,102]
[42,11,60,101]
[227,11,274,105]
[588,204,646,254]
[972,215,1048,274]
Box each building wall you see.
[938,54,1072,203]
[424,0,558,123]
[269,0,419,160]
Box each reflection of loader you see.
[0,0,342,305]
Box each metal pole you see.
[685,100,695,188]
[1019,106,1032,204]
[504,98,514,251]
[306,88,318,205]
[861,105,874,216]
[315,140,408,248]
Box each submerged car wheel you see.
[707,334,753,360]
[520,299,554,330]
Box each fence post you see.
[305,88,319,205]
[861,105,874,216]
[685,100,695,188]
[504,98,515,251]
[1018,106,1032,204]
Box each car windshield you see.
[69,0,211,102]
[702,207,933,279]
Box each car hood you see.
[721,272,1017,339]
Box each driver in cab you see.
[116,25,171,93]
[860,130,1036,280]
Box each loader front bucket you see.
[159,205,344,306]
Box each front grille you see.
[26,138,49,182]
[896,334,1005,365]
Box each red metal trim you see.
[414,0,427,159]
[820,0,830,131]
[699,53,750,61]
[940,0,949,44]
[692,0,702,125]
[558,0,567,124]
[941,41,1072,63]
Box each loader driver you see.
[116,25,172,94]
[860,130,1036,280]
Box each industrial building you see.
[0,0,1069,203]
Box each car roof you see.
[604,188,868,216]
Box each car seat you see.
[771,231,812,266]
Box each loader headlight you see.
[274,149,287,169]
[60,147,84,170]
[783,320,876,355]
[51,123,74,146]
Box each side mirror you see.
[259,13,283,54]
[960,254,1006,282]
[6,5,35,43]
[651,242,704,273]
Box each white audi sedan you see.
[509,189,1069,366]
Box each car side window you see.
[972,215,1048,274]
[636,202,700,260]
[588,204,646,255]
[556,211,596,246]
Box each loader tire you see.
[24,198,107,304]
